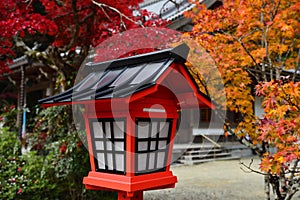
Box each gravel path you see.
[144,157,271,200]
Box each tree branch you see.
[280,85,300,110]
[264,26,275,80]
[220,30,262,72]
[188,67,210,96]
[24,0,33,10]
[280,39,296,69]
[240,158,266,175]
[91,0,144,28]
[79,9,95,25]
[224,123,264,156]
[288,159,300,187]
[98,3,113,22]
[269,0,281,21]
[63,0,80,51]
[159,0,180,18]
[293,48,300,82]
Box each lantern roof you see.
[39,43,213,109]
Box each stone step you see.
[174,144,238,166]
[183,148,223,156]
[181,152,231,161]
[177,155,241,165]
[172,142,247,166]
[173,143,219,151]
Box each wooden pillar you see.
[17,65,25,139]
[118,191,143,200]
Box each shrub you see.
[0,105,117,200]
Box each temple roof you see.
[139,0,220,25]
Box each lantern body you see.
[82,91,179,192]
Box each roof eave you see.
[85,43,189,72]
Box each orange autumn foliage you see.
[256,80,300,173]
[185,0,300,176]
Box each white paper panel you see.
[138,153,147,171]
[157,152,165,169]
[137,121,150,138]
[95,141,104,150]
[148,152,155,170]
[106,141,112,150]
[158,141,167,150]
[115,154,124,172]
[114,141,124,151]
[151,122,158,138]
[113,121,124,138]
[150,141,156,150]
[107,153,113,170]
[138,141,148,151]
[160,121,169,138]
[105,122,111,138]
[93,122,104,138]
[97,153,105,169]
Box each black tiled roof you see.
[39,43,190,104]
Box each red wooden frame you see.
[82,97,178,199]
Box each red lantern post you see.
[40,43,213,200]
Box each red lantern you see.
[40,43,213,200]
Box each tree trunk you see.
[265,174,271,200]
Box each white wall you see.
[254,96,264,119]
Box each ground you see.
[144,157,273,200]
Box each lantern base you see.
[83,171,177,192]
